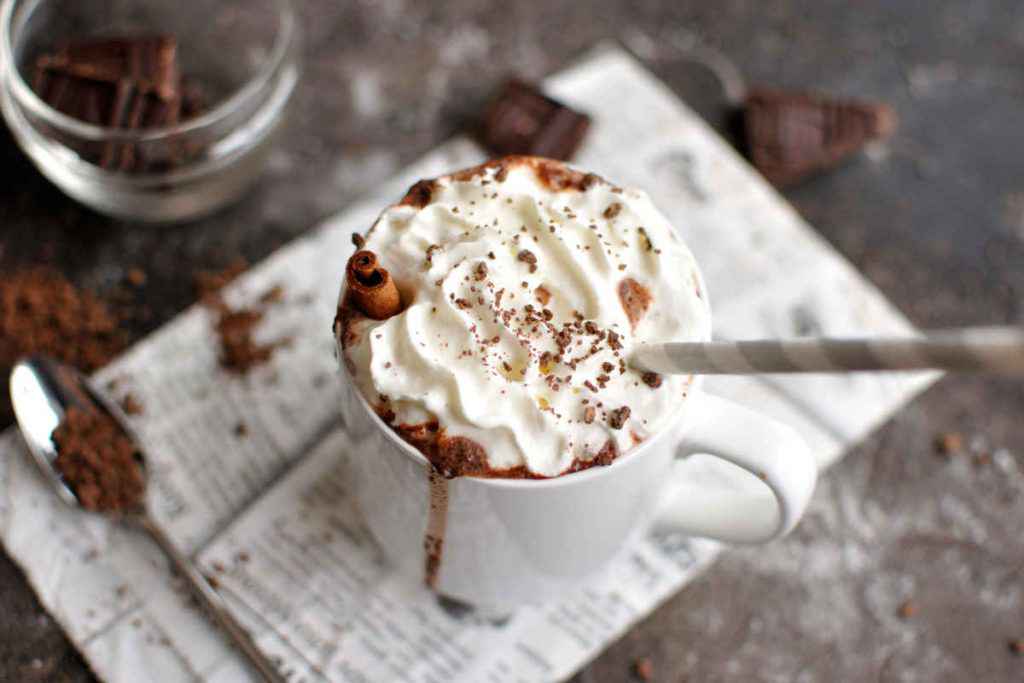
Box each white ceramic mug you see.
[335,313,817,613]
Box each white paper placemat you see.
[0,44,937,682]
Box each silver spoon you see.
[9,356,286,683]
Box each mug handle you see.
[651,393,818,544]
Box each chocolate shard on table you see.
[39,35,179,100]
[743,88,898,188]
[479,78,591,161]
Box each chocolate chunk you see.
[33,64,183,171]
[743,88,897,188]
[30,36,213,172]
[479,79,591,161]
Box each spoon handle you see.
[139,516,288,683]
[631,327,1024,375]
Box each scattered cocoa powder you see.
[196,261,286,374]
[194,259,248,302]
[259,284,285,305]
[0,269,126,417]
[52,407,145,513]
[934,432,963,455]
[234,421,248,438]
[633,657,653,681]
[897,599,916,619]
[214,307,278,374]
[125,267,147,287]
[120,393,144,416]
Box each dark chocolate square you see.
[479,79,590,161]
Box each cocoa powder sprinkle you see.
[517,249,538,273]
[0,269,126,400]
[603,202,622,219]
[608,406,631,430]
[642,372,663,388]
[52,407,145,513]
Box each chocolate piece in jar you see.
[743,88,897,188]
[40,35,180,100]
[479,79,591,161]
[30,36,208,172]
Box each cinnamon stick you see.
[346,250,402,320]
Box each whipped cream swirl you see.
[341,157,710,478]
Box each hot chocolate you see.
[336,156,710,479]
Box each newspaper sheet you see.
[0,44,936,682]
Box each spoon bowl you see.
[9,355,127,509]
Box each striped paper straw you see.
[631,327,1024,375]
